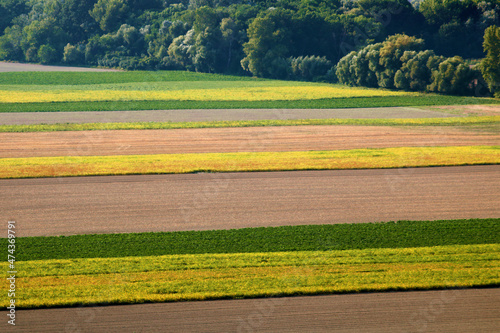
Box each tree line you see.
[336,33,485,96]
[0,0,499,96]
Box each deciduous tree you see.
[481,25,500,97]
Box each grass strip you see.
[1,116,499,133]
[1,244,498,309]
[0,96,498,113]
[0,146,498,179]
[5,219,499,261]
[0,70,264,85]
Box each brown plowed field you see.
[9,288,500,332]
[1,125,498,158]
[1,166,498,237]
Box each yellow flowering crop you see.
[0,146,497,179]
[0,86,408,103]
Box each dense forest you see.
[0,0,499,95]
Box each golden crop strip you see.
[0,86,409,103]
[1,244,498,309]
[0,146,498,179]
[1,116,499,133]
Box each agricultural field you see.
[1,244,499,309]
[5,219,500,260]
[0,71,499,113]
[1,68,499,329]
[0,146,498,179]
[0,71,406,104]
[1,114,500,132]
[1,219,499,309]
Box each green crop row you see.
[0,96,498,113]
[5,219,498,261]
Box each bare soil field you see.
[8,288,499,333]
[0,107,460,125]
[1,125,498,158]
[430,104,500,116]
[0,61,118,72]
[1,166,498,237]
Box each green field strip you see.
[0,80,315,92]
[1,116,499,133]
[0,146,498,179]
[1,96,498,113]
[5,219,498,261]
[1,244,498,309]
[0,70,264,85]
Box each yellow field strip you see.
[0,86,408,103]
[0,146,498,179]
[1,244,498,309]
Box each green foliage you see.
[357,0,425,37]
[395,50,437,91]
[90,0,130,32]
[240,6,345,79]
[337,32,482,95]
[50,0,99,42]
[241,13,291,78]
[0,0,497,81]
[0,26,24,60]
[22,17,67,61]
[353,44,381,87]
[419,0,500,58]
[428,56,476,95]
[337,34,425,89]
[163,7,248,73]
[336,51,356,85]
[63,43,84,64]
[5,219,499,261]
[481,25,500,98]
[0,0,29,34]
[289,55,332,81]
[377,34,425,88]
[419,0,474,26]
[37,44,58,64]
